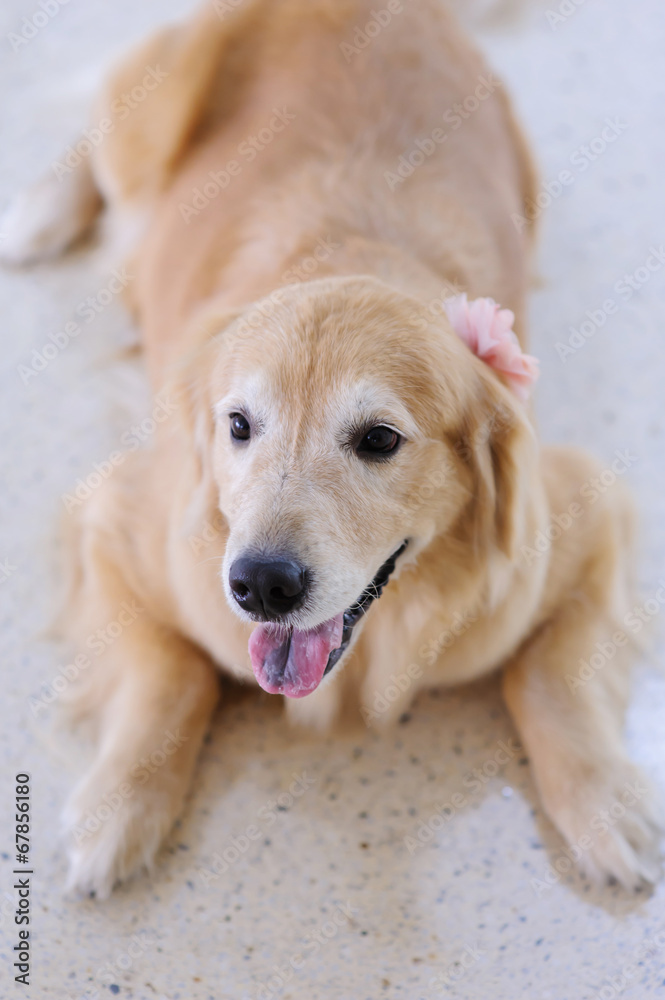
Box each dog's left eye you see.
[230,413,251,441]
[356,425,401,459]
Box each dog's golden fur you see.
[6,0,661,896]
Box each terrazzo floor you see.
[1,0,664,997]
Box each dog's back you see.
[86,0,536,381]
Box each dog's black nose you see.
[228,555,307,619]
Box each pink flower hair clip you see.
[443,293,539,402]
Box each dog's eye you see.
[230,413,251,441]
[356,425,401,459]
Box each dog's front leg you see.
[62,607,219,898]
[502,590,662,890]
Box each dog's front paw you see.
[543,761,663,891]
[62,765,180,899]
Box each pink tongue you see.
[248,615,344,698]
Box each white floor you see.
[1,1,664,998]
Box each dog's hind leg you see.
[0,4,255,266]
[0,154,102,266]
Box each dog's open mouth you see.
[248,541,408,698]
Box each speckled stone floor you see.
[1,1,664,998]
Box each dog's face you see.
[190,277,530,697]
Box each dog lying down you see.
[2,0,661,898]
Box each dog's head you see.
[180,276,535,697]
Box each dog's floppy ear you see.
[458,366,537,565]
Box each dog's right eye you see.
[230,413,251,442]
[355,425,402,459]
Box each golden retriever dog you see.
[3,0,661,898]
